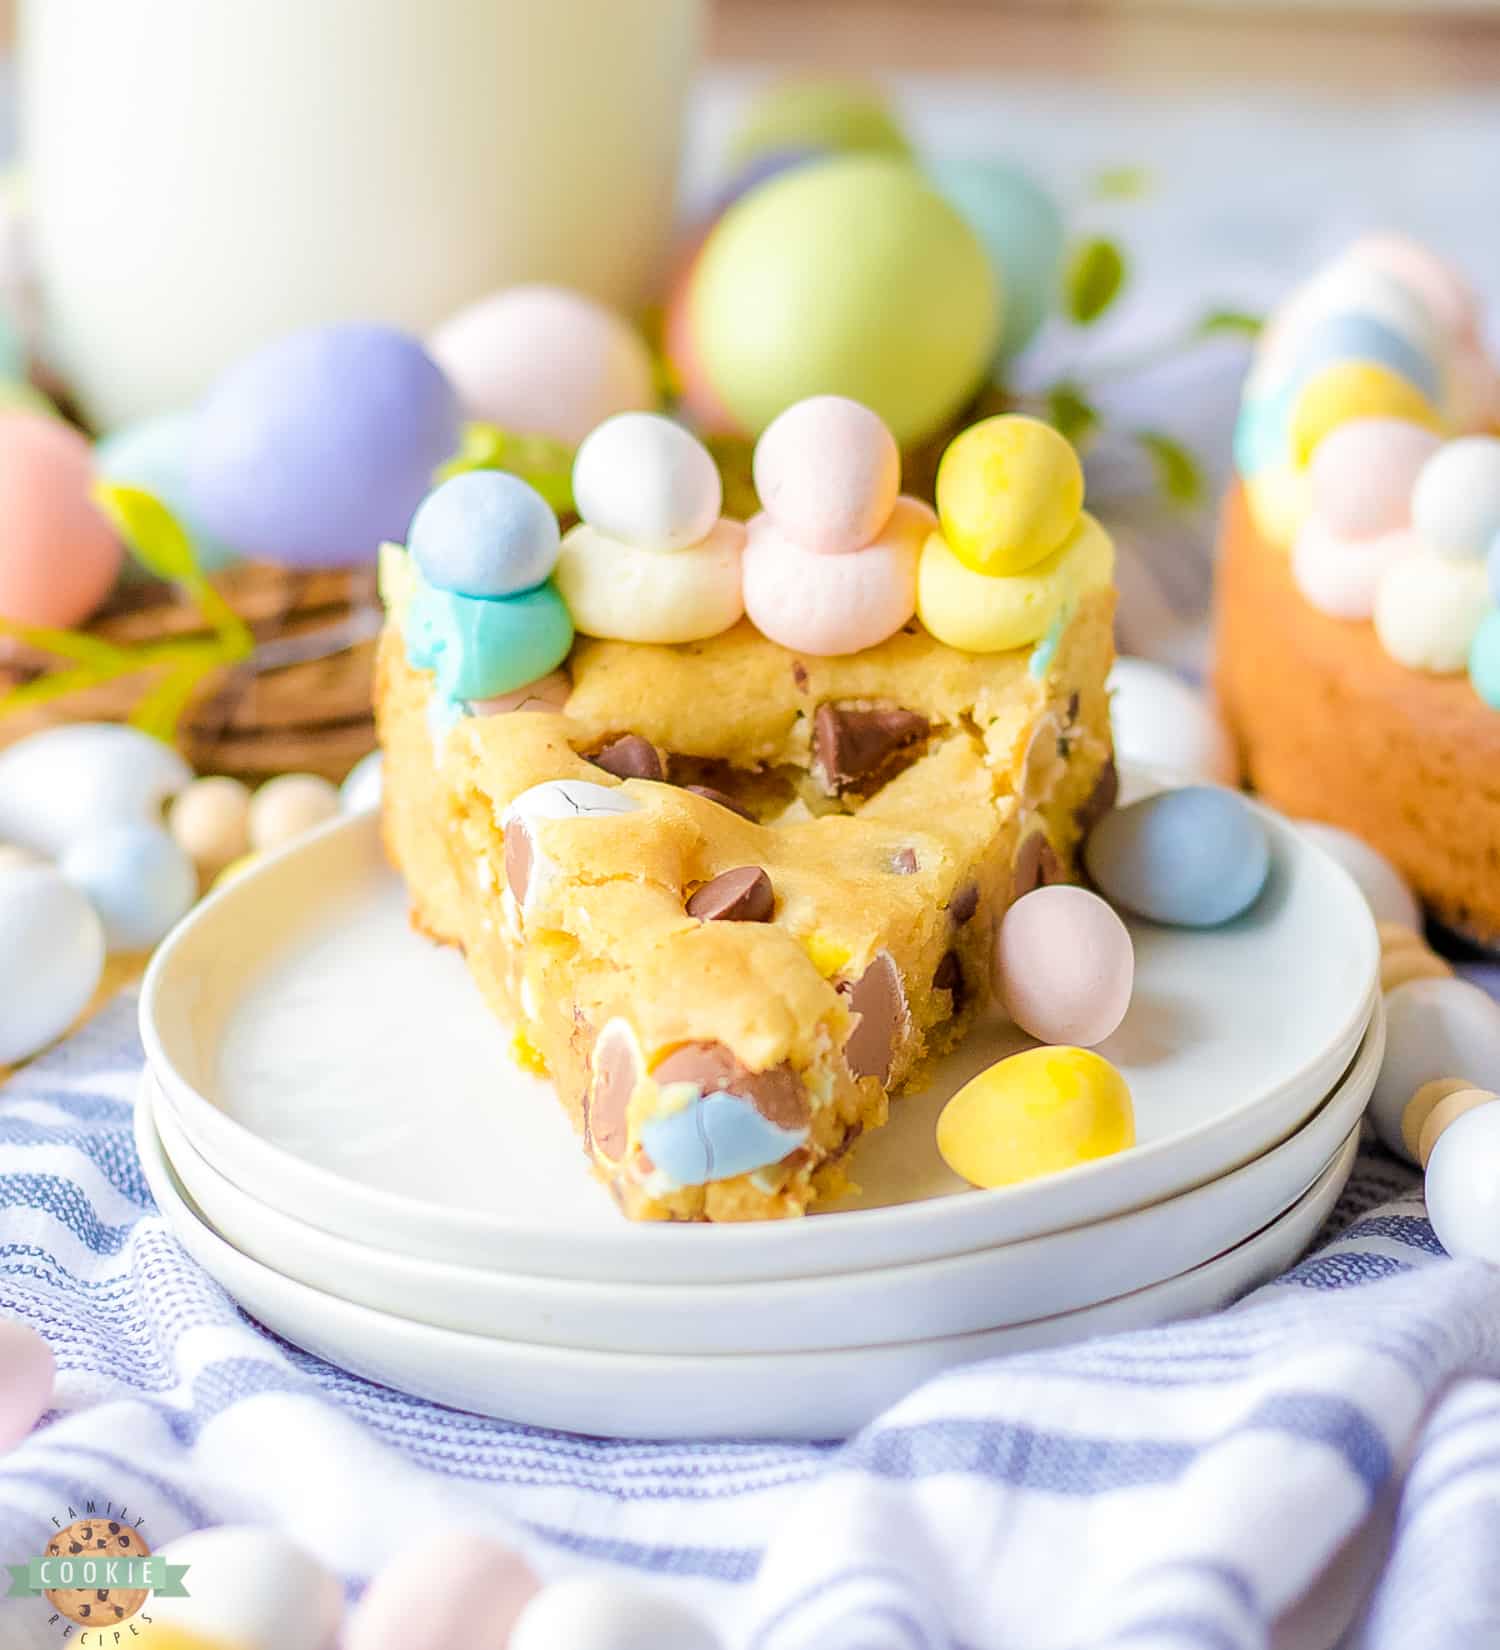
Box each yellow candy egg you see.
[936,1045,1135,1190]
[1288,360,1442,468]
[1242,461,1312,552]
[935,415,1084,575]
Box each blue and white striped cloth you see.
[5,994,1500,1650]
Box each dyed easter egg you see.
[690,156,998,448]
[937,1045,1134,1190]
[1242,461,1312,553]
[1470,609,1500,710]
[1411,436,1500,561]
[60,821,197,951]
[935,415,1083,577]
[340,751,384,815]
[0,412,122,625]
[996,886,1134,1047]
[0,868,105,1064]
[168,777,252,876]
[406,580,575,698]
[1372,552,1489,673]
[728,78,909,168]
[429,286,655,446]
[248,774,341,854]
[1307,418,1440,540]
[510,1576,721,1650]
[96,411,239,573]
[1293,820,1420,930]
[345,1532,539,1650]
[188,325,460,568]
[1348,233,1480,345]
[752,396,899,553]
[572,414,721,551]
[1105,657,1236,785]
[1085,786,1271,928]
[555,519,744,645]
[408,470,559,598]
[0,723,193,859]
[1292,519,1416,621]
[1288,361,1441,468]
[145,1527,341,1650]
[0,1316,54,1451]
[1283,311,1441,405]
[1426,1102,1500,1264]
[1368,977,1500,1161]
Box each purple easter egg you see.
[187,325,461,567]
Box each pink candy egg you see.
[753,395,900,553]
[345,1532,540,1650]
[0,1316,55,1451]
[1292,519,1417,620]
[742,497,929,655]
[995,885,1134,1048]
[1309,418,1440,540]
[0,412,122,625]
[471,670,572,716]
[1349,233,1481,346]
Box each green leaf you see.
[1064,237,1128,327]
[436,422,575,514]
[1091,165,1152,201]
[1137,431,1205,507]
[1044,383,1101,451]
[1195,308,1263,341]
[91,482,198,584]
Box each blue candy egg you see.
[187,325,461,568]
[1233,386,1292,479]
[404,580,573,702]
[1084,786,1272,928]
[59,820,197,951]
[927,157,1064,364]
[1284,311,1441,404]
[1470,608,1500,710]
[639,1092,810,1187]
[96,410,239,573]
[1489,528,1500,607]
[407,470,560,598]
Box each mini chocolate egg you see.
[554,519,744,645]
[429,285,655,446]
[471,670,572,717]
[1471,609,1500,710]
[168,776,252,876]
[1293,820,1420,930]
[572,413,722,551]
[1369,977,1500,1160]
[145,1527,341,1650]
[0,1316,54,1450]
[1285,257,1447,370]
[0,868,105,1064]
[727,78,910,168]
[935,415,1084,577]
[95,411,239,573]
[339,751,383,815]
[1292,519,1416,621]
[936,1045,1135,1190]
[406,579,576,697]
[1425,1102,1500,1264]
[1288,360,1441,469]
[690,156,998,448]
[1085,786,1271,928]
[1411,436,1500,561]
[187,325,460,568]
[1284,311,1442,405]
[248,773,341,854]
[509,1576,721,1650]
[408,470,560,598]
[60,821,197,951]
[996,886,1134,1047]
[1105,658,1236,785]
[752,395,899,553]
[345,1531,539,1650]
[1308,418,1440,540]
[641,1092,809,1186]
[1373,551,1489,673]
[0,411,122,625]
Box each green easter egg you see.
[728,79,910,168]
[691,156,1000,448]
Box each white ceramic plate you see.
[144,1001,1382,1354]
[135,1096,1360,1439]
[140,791,1379,1283]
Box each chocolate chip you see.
[108,1523,120,1535]
[1066,691,1081,723]
[589,734,664,783]
[933,950,966,1011]
[1074,755,1119,836]
[687,866,774,922]
[949,881,979,924]
[587,1021,640,1162]
[792,661,809,691]
[1039,838,1064,886]
[652,1042,808,1130]
[813,703,929,795]
[503,819,532,904]
[683,783,755,821]
[838,951,907,1085]
[891,847,919,876]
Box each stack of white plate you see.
[137,790,1383,1440]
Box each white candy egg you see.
[1425,1101,1500,1264]
[1372,552,1490,673]
[1288,257,1446,369]
[249,773,341,853]
[1368,976,1500,1161]
[60,821,197,951]
[1106,658,1237,785]
[1411,436,1500,560]
[0,724,192,859]
[572,413,722,551]
[145,1527,341,1650]
[340,751,384,815]
[344,1532,539,1650]
[0,1316,55,1451]
[509,1576,721,1650]
[1293,821,1420,929]
[168,776,252,875]
[0,868,105,1064]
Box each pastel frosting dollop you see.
[1291,518,1416,621]
[1372,551,1490,674]
[404,578,573,701]
[555,517,746,643]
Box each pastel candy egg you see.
[1285,257,1447,370]
[0,1316,54,1450]
[0,868,105,1064]
[1411,436,1500,560]
[502,781,643,916]
[1470,609,1500,710]
[1243,462,1312,552]
[345,1532,539,1650]
[641,1092,810,1186]
[339,751,384,815]
[0,411,123,625]
[188,325,460,568]
[1283,311,1442,405]
[1233,388,1292,480]
[1308,418,1441,539]
[1425,1102,1500,1264]
[1085,786,1271,928]
[1348,233,1481,345]
[1444,345,1500,433]
[405,581,575,699]
[995,886,1134,1048]
[554,519,744,644]
[741,499,927,655]
[1368,977,1500,1161]
[936,1045,1135,1190]
[728,78,910,167]
[0,723,193,859]
[429,285,655,446]
[1288,360,1442,468]
[168,777,252,875]
[1372,552,1489,673]
[1292,519,1417,620]
[1492,531,1500,606]
[95,411,238,574]
[1105,657,1236,785]
[248,773,342,854]
[572,413,722,551]
[510,1576,721,1650]
[1293,820,1420,930]
[662,245,742,438]
[145,1527,341,1650]
[752,395,899,554]
[408,470,559,598]
[936,415,1084,577]
[60,821,197,951]
[690,155,998,448]
[471,670,572,717]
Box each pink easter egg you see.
[1308,418,1441,539]
[345,1532,540,1650]
[0,1316,55,1451]
[995,885,1134,1048]
[1349,233,1481,345]
[742,498,926,655]
[752,395,900,553]
[470,670,572,716]
[1292,518,1418,620]
[0,413,122,625]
